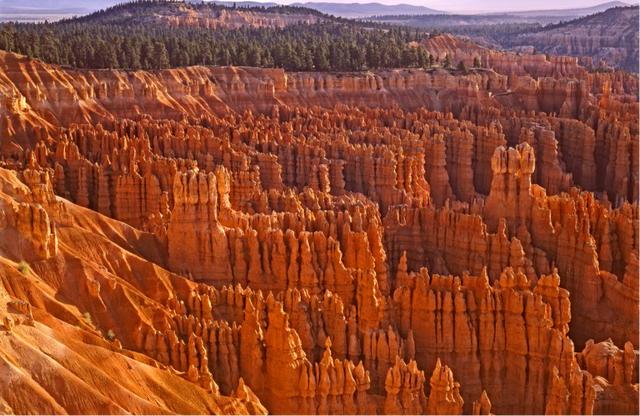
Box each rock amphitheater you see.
[0,43,637,414]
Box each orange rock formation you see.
[0,49,637,414]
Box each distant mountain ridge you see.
[203,1,444,17]
[0,0,114,14]
[1,0,444,21]
[0,0,633,21]
[494,1,631,17]
[290,2,444,18]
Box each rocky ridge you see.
[505,6,640,72]
[71,1,326,29]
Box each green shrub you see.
[17,260,30,274]
[83,312,93,326]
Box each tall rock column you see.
[426,359,464,415]
[484,143,535,233]
[167,170,233,283]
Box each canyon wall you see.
[0,50,637,414]
[507,6,640,73]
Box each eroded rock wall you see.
[0,50,637,414]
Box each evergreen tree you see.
[418,49,430,69]
[313,44,330,71]
[152,41,170,68]
[124,39,142,69]
[177,48,190,67]
[247,45,261,67]
[0,13,437,72]
[94,40,118,68]
[219,47,232,66]
[443,54,451,68]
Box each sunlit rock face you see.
[0,45,637,414]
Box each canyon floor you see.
[0,4,639,414]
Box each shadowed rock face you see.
[0,49,637,414]
[505,6,640,73]
[416,6,639,73]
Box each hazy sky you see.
[248,0,637,13]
